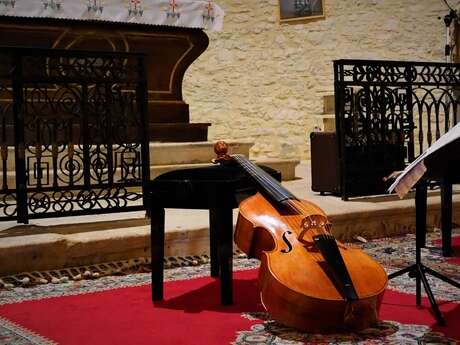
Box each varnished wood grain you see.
[235,193,388,333]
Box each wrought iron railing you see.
[334,59,460,199]
[0,47,149,223]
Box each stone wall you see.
[183,0,447,160]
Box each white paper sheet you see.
[388,122,460,198]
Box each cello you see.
[214,141,388,333]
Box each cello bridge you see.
[298,214,331,244]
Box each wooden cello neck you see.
[232,154,296,204]
[213,140,296,205]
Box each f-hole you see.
[281,230,293,253]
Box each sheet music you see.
[388,122,460,198]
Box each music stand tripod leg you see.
[415,270,422,306]
[417,265,446,326]
[388,265,414,279]
[415,181,427,306]
[414,181,445,324]
[416,180,460,325]
[424,266,460,289]
[388,181,452,326]
[388,265,423,306]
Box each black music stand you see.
[388,136,460,326]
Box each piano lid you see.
[0,0,224,31]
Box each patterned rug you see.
[0,230,459,345]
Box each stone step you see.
[1,158,299,191]
[149,140,254,165]
[2,162,460,276]
[312,95,336,132]
[3,140,254,172]
[2,140,298,186]
[314,114,336,132]
[0,122,211,146]
[323,94,335,114]
[149,159,300,181]
[149,123,210,142]
[251,158,299,181]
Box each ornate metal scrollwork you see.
[335,60,460,198]
[0,47,148,222]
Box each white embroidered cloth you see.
[388,122,460,198]
[0,0,224,31]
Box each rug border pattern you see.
[0,316,57,345]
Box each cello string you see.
[233,154,331,238]
[235,155,299,207]
[234,155,288,199]
[233,156,327,223]
[235,155,330,237]
[286,199,330,236]
[233,154,291,199]
[232,156,324,243]
[233,155,288,201]
[233,155,279,195]
[233,156,321,254]
[232,155,358,300]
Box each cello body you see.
[235,193,387,333]
[213,141,388,334]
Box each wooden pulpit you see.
[0,16,211,142]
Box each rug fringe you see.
[0,251,248,290]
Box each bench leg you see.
[211,207,233,305]
[151,206,165,301]
[441,181,453,257]
[209,209,220,277]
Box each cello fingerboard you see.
[313,234,358,301]
[232,154,297,205]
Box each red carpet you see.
[0,268,459,344]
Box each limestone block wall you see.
[183,0,447,160]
